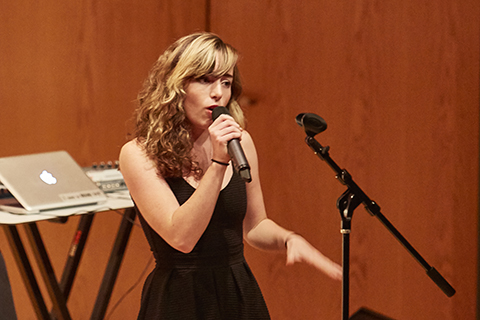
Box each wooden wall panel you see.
[0,1,478,319]
[211,1,479,319]
[0,1,206,319]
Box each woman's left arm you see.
[242,132,342,281]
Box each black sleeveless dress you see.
[136,172,270,320]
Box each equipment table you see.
[0,191,135,320]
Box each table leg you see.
[58,213,95,299]
[24,223,72,320]
[3,225,50,320]
[90,207,136,320]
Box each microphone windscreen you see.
[212,106,229,121]
[296,112,327,136]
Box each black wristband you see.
[211,159,229,166]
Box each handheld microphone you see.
[295,113,327,136]
[212,106,252,183]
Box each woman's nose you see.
[210,81,223,100]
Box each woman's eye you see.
[197,76,210,84]
[196,76,231,87]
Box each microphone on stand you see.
[296,113,328,136]
[212,106,252,183]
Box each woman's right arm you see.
[119,115,241,252]
[119,140,227,253]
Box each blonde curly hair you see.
[134,32,244,178]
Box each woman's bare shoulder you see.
[121,139,142,154]
[119,139,155,173]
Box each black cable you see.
[105,255,153,320]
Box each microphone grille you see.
[212,106,229,120]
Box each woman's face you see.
[183,58,234,139]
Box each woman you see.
[120,32,342,319]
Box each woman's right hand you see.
[208,114,243,163]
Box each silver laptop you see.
[0,151,107,214]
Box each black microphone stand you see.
[302,135,456,320]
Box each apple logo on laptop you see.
[39,170,57,185]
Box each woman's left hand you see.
[285,234,343,281]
